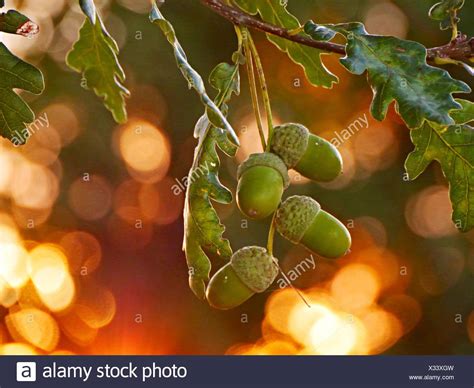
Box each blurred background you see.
[0,0,473,355]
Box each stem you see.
[247,33,274,152]
[233,23,244,56]
[278,268,312,308]
[243,28,267,150]
[435,57,461,66]
[202,0,345,54]
[450,11,458,42]
[200,0,474,63]
[434,52,474,75]
[267,212,277,255]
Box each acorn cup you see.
[206,246,279,310]
[237,153,290,219]
[270,123,343,182]
[275,195,351,259]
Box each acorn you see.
[206,246,279,310]
[237,153,289,219]
[275,195,351,259]
[270,123,343,182]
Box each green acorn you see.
[237,153,289,219]
[270,123,343,182]
[275,195,351,259]
[206,246,279,310]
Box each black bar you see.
[1,356,473,387]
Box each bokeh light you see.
[364,1,408,38]
[28,244,75,312]
[0,244,29,289]
[0,343,38,355]
[331,264,381,312]
[419,247,465,296]
[5,308,60,352]
[116,119,171,183]
[235,114,281,163]
[74,280,116,329]
[405,186,458,238]
[59,231,102,275]
[68,175,113,221]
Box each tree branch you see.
[427,34,474,62]
[201,0,474,64]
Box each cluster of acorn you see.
[206,123,352,310]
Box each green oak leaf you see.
[184,62,240,299]
[150,1,239,144]
[405,102,474,232]
[194,62,240,139]
[0,10,38,36]
[210,62,240,107]
[451,99,474,124]
[304,21,470,128]
[233,0,338,88]
[184,127,238,299]
[429,0,464,30]
[0,43,44,145]
[67,0,129,124]
[303,24,336,42]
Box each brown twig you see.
[201,0,474,64]
[427,34,474,62]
